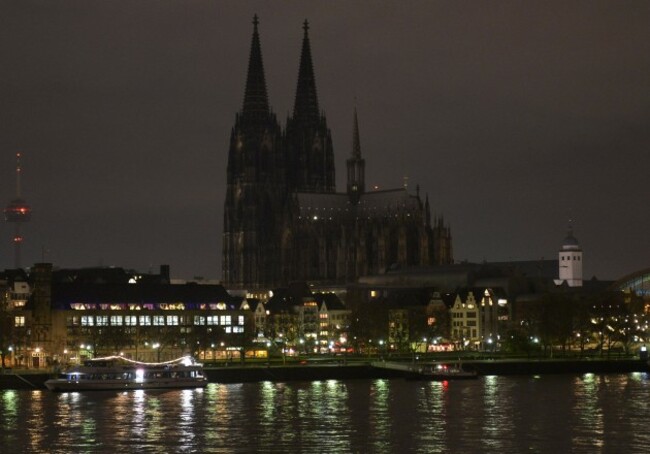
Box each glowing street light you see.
[152,342,161,362]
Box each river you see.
[2,373,649,453]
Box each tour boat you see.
[44,355,208,391]
[405,363,478,381]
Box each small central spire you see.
[303,19,309,33]
[352,107,361,159]
[347,107,365,201]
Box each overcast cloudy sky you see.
[0,1,648,281]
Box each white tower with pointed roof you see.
[558,226,582,287]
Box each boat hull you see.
[405,364,479,381]
[44,378,207,391]
[44,355,208,392]
[405,371,478,381]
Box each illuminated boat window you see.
[135,369,145,383]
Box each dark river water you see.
[2,373,650,453]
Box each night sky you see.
[1,1,648,281]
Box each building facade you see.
[449,288,509,350]
[222,17,453,290]
[264,283,352,354]
[0,264,260,368]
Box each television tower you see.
[4,153,32,268]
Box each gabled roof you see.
[439,292,457,308]
[231,297,264,312]
[478,260,558,281]
[452,286,509,306]
[266,282,320,313]
[0,268,29,283]
[286,281,314,301]
[244,298,264,312]
[314,292,346,311]
[51,267,169,285]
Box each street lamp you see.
[340,336,347,364]
[152,342,160,362]
[339,336,347,351]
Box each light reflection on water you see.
[2,374,650,453]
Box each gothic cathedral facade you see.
[223,17,453,289]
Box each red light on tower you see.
[5,153,31,268]
[4,199,32,223]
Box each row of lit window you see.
[69,302,231,311]
[452,320,476,327]
[452,328,478,338]
[68,325,245,335]
[10,293,29,300]
[66,315,245,327]
[451,311,477,318]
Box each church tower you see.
[346,108,365,204]
[222,16,284,288]
[558,226,583,287]
[222,17,454,289]
[285,20,335,193]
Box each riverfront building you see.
[0,264,357,368]
[449,288,509,350]
[2,264,256,368]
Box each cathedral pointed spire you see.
[285,19,335,193]
[425,194,431,227]
[352,106,362,159]
[292,19,320,126]
[242,14,270,121]
[347,106,365,202]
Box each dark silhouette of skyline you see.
[0,1,648,280]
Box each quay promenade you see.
[1,357,648,389]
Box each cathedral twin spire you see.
[292,20,320,128]
[242,16,320,127]
[242,15,270,123]
[241,16,367,196]
[242,16,336,193]
[225,17,453,287]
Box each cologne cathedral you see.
[222,17,453,289]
